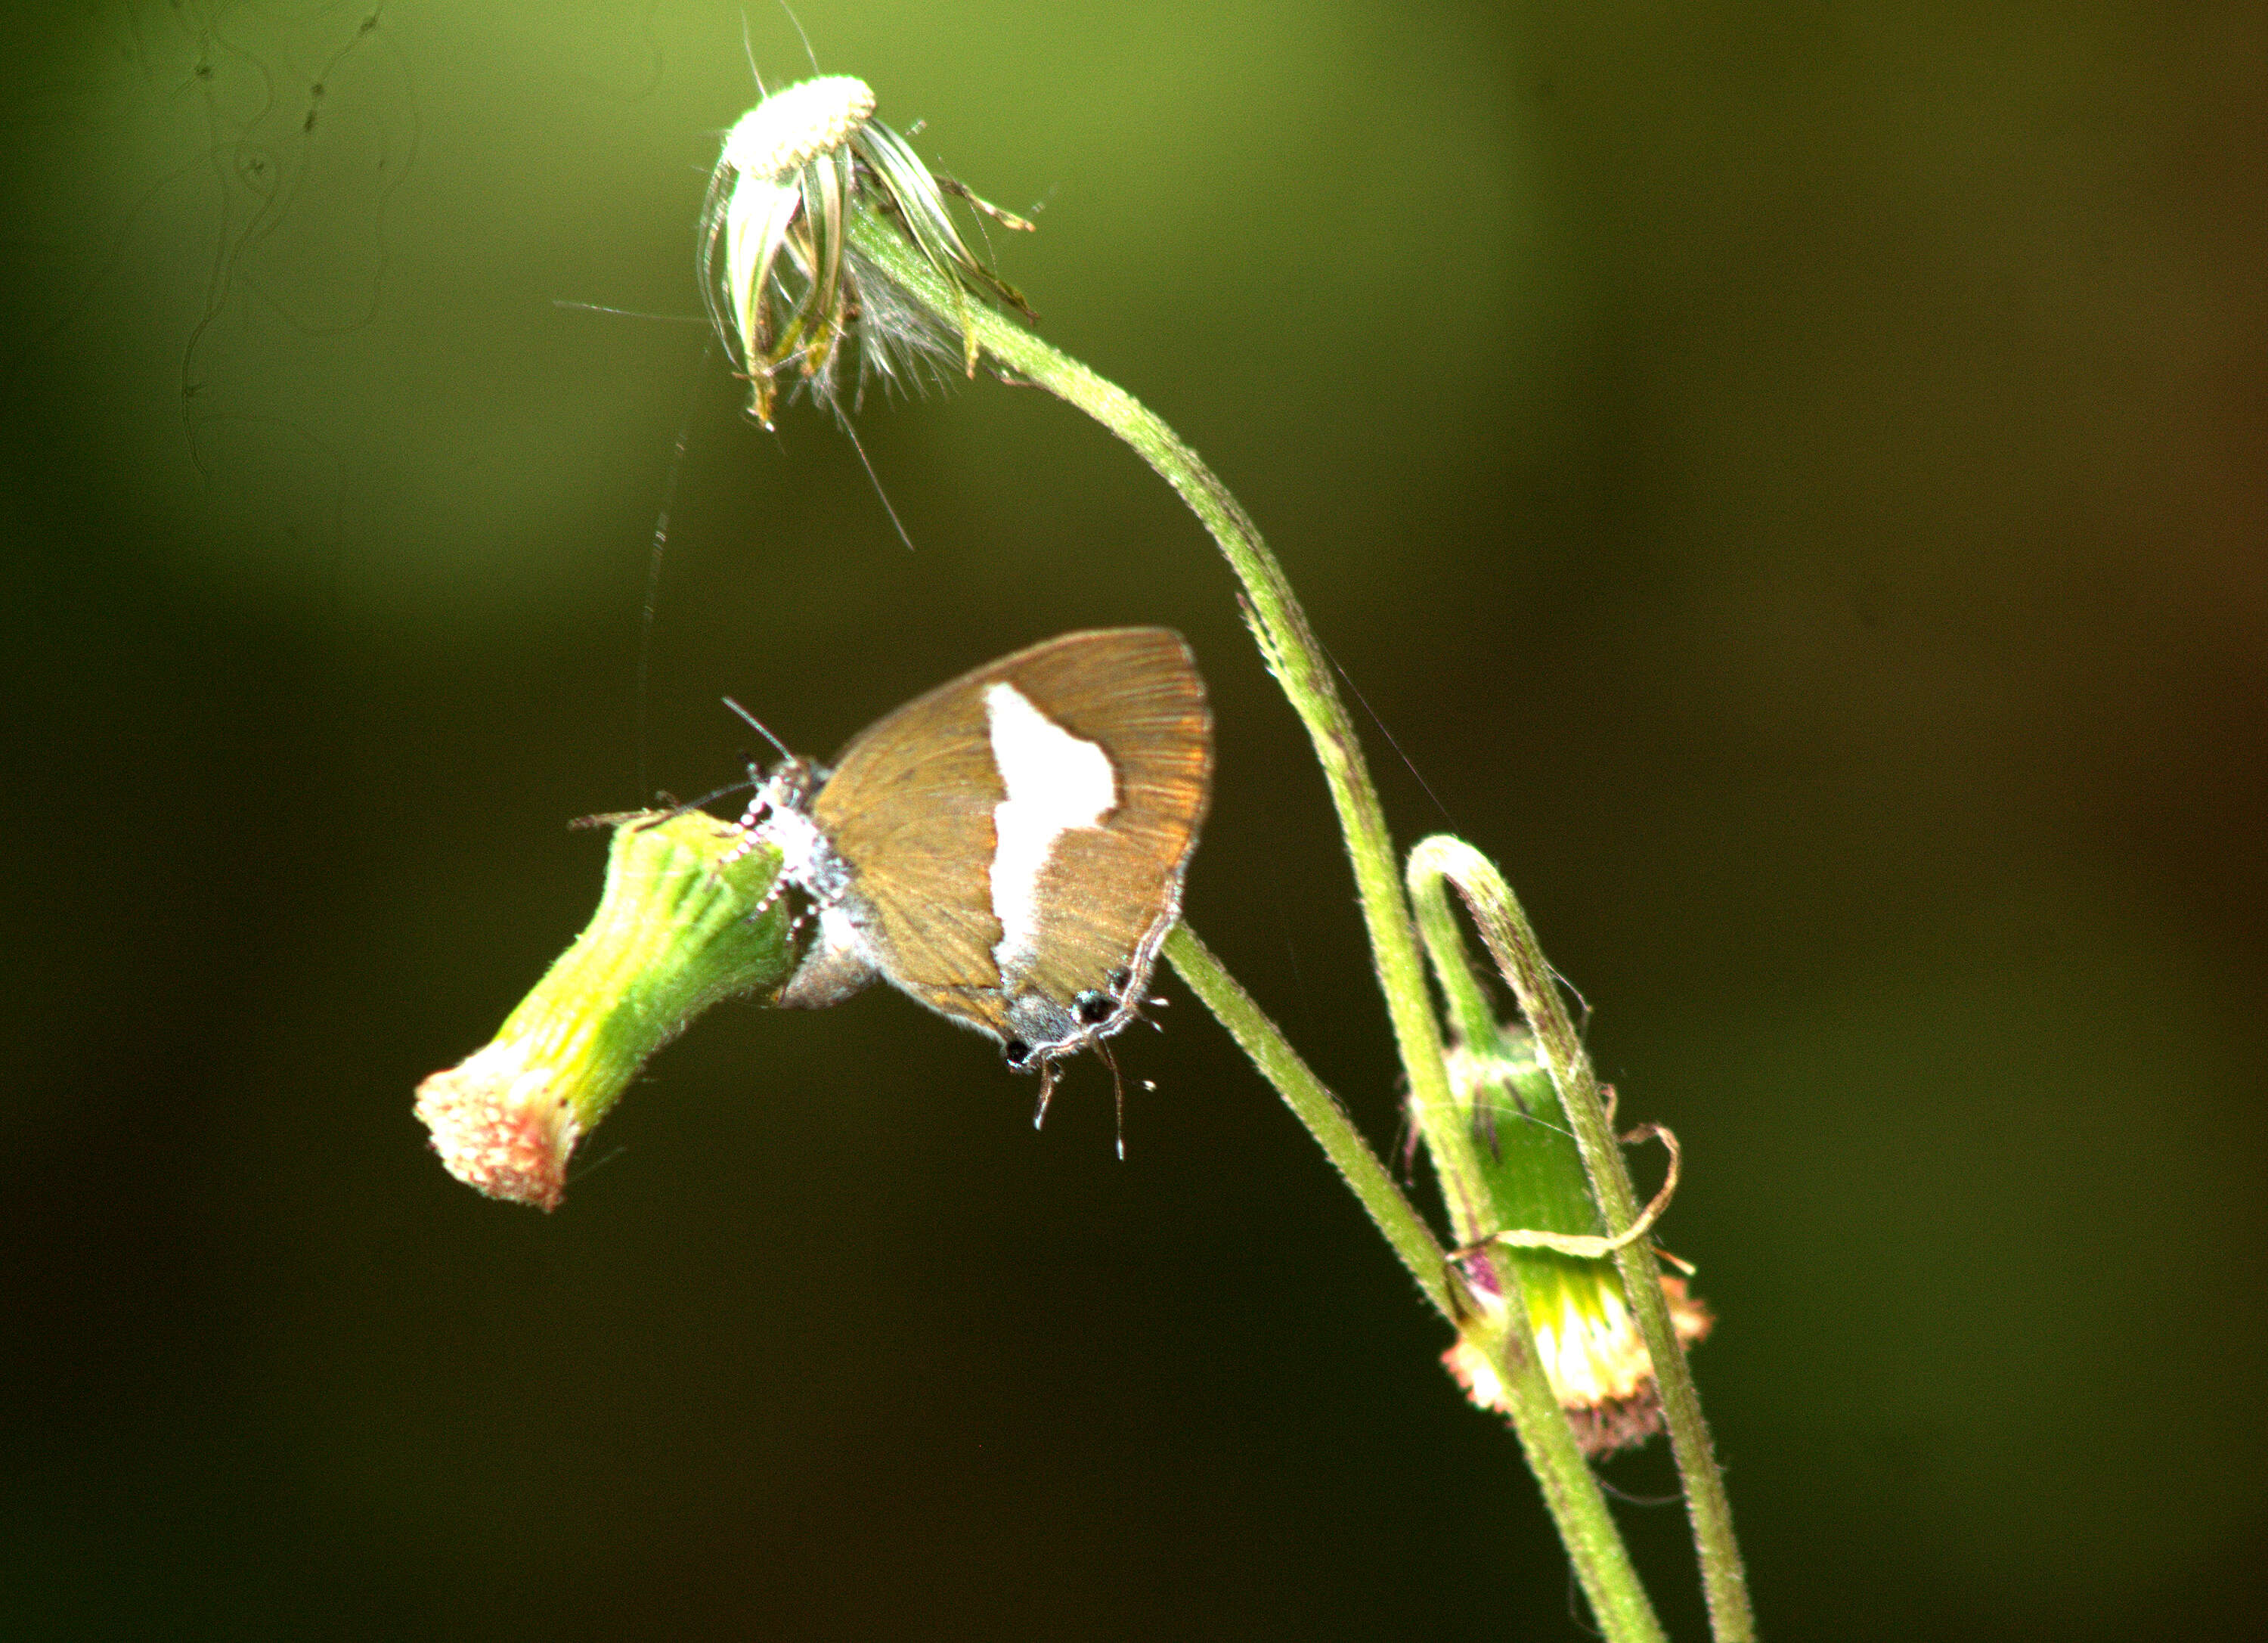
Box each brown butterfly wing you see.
[810,629,1211,1049]
[812,677,1007,1027]
[992,631,1211,1011]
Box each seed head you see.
[699,76,1033,427]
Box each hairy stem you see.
[851,215,1452,1139]
[1167,921,1664,1642]
[1163,924,1452,1317]
[855,216,1679,1638]
[1406,836,1756,1642]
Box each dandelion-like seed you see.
[699,75,1033,428]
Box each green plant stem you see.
[859,220,1678,1639]
[1410,857,1520,1063]
[1469,1289,1668,1643]
[1406,836,1757,1643]
[850,215,1452,1134]
[1167,922,1664,1643]
[1164,923,1452,1318]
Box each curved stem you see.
[1164,923,1453,1319]
[849,217,1678,1643]
[850,215,1452,1136]
[1407,836,1756,1642]
[1167,923,1664,1643]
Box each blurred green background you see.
[5,2,2262,1637]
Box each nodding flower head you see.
[1445,1257,1716,1456]
[1427,1038,1715,1455]
[699,75,1033,429]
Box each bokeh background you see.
[5,2,2263,1637]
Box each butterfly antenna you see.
[1031,1059,1059,1131]
[607,773,763,835]
[721,696,796,764]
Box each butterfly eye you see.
[1074,990,1115,1025]
[1002,1037,1034,1068]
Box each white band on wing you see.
[984,681,1116,975]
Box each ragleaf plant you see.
[417,79,1754,1643]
